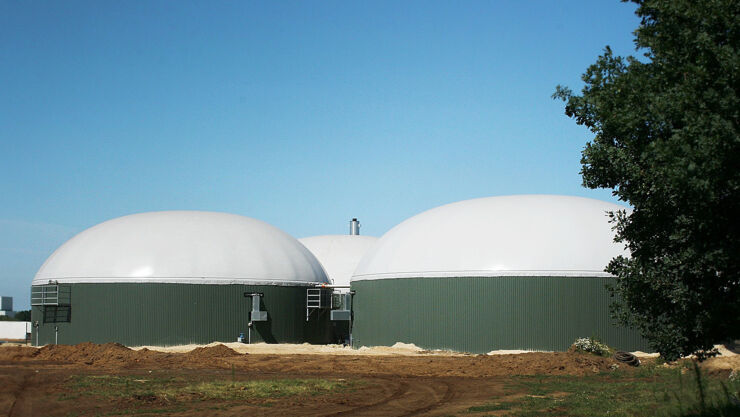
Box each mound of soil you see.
[181,344,242,368]
[187,344,241,358]
[34,342,144,366]
[0,346,38,361]
[0,344,634,376]
[476,352,618,376]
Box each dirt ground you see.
[0,342,737,417]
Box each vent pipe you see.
[349,218,360,235]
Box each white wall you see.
[0,321,30,340]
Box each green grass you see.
[467,401,514,412]
[173,379,351,400]
[101,407,188,415]
[467,362,740,417]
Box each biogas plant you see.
[30,195,649,353]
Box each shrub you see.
[572,337,611,357]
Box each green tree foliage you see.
[14,310,31,321]
[554,0,739,361]
[0,310,30,321]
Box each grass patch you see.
[103,407,188,415]
[469,363,740,417]
[467,401,514,412]
[64,375,356,406]
[173,379,350,400]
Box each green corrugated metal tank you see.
[350,195,650,353]
[30,211,332,346]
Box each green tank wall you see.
[30,283,331,346]
[351,276,650,353]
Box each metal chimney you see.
[349,218,360,235]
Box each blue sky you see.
[1,1,641,309]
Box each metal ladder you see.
[306,288,327,321]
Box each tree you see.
[553,0,739,361]
[0,310,30,321]
[14,310,31,321]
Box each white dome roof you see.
[352,195,629,281]
[298,235,378,287]
[33,211,329,286]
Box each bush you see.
[572,337,611,357]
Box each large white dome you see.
[298,235,378,287]
[33,211,329,286]
[352,195,629,281]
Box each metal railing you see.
[31,285,70,306]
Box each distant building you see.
[0,296,14,318]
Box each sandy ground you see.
[129,341,468,356]
[4,339,736,360]
[0,342,737,417]
[129,341,737,359]
[132,341,737,372]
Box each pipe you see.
[348,313,352,348]
[349,218,360,235]
[348,291,355,347]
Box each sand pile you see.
[131,341,456,356]
[187,344,241,358]
[179,344,244,368]
[477,352,618,375]
[0,342,172,368]
[701,348,740,374]
[0,346,38,361]
[34,342,140,364]
[1,341,734,376]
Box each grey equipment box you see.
[251,311,268,322]
[248,293,268,322]
[330,310,351,321]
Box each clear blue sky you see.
[1,1,641,309]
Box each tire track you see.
[322,377,410,417]
[399,379,454,417]
[8,370,30,417]
[322,377,457,417]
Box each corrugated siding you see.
[31,283,331,346]
[351,277,650,353]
